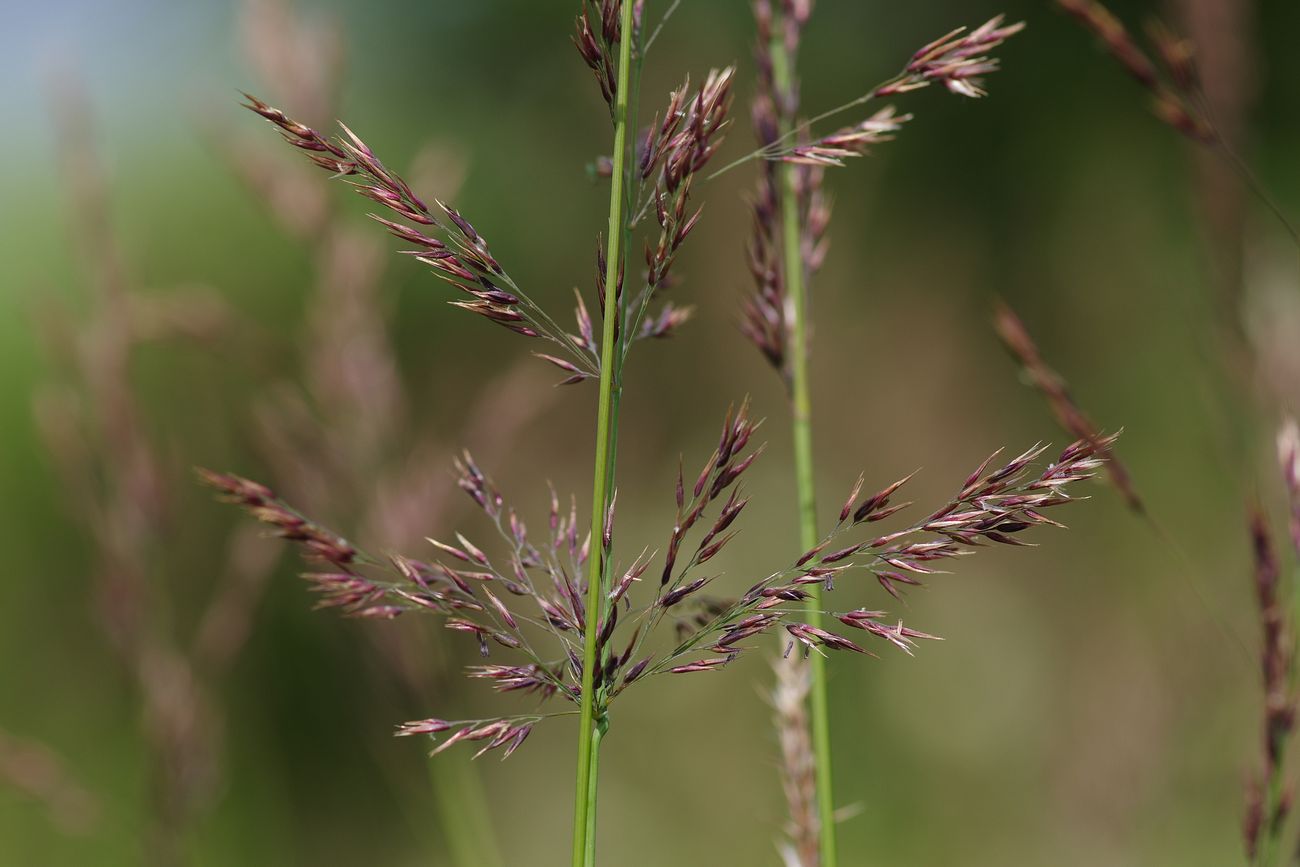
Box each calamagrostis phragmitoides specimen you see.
[210,4,1099,865]
[740,4,1022,863]
[1244,421,1300,865]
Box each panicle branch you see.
[619,67,736,354]
[198,469,359,567]
[396,713,554,760]
[627,430,1114,684]
[240,94,597,376]
[716,14,1022,179]
[573,0,644,112]
[780,107,909,168]
[886,14,1026,99]
[204,403,1113,761]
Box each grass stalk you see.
[571,1,635,864]
[583,721,605,865]
[769,17,838,867]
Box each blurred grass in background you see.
[2,0,1299,863]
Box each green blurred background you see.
[2,0,1299,864]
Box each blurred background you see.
[2,0,1299,864]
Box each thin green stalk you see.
[571,2,635,865]
[769,20,838,867]
[583,720,605,865]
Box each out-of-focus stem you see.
[429,754,503,867]
[770,14,838,867]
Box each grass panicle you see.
[211,6,1107,867]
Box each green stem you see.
[770,19,838,867]
[571,3,635,865]
[583,718,606,864]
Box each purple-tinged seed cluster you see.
[761,15,1021,168]
[642,68,733,293]
[781,107,910,167]
[659,400,763,592]
[573,0,642,110]
[198,469,356,566]
[396,716,536,760]
[606,67,736,355]
[643,433,1114,678]
[241,94,600,376]
[883,15,1025,99]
